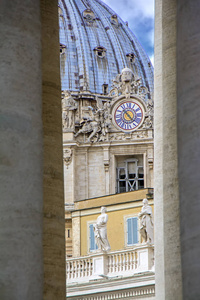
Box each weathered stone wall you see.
[0,1,66,299]
[41,0,66,299]
[154,0,165,298]
[71,143,153,203]
[154,0,183,299]
[177,2,200,299]
[0,1,43,299]
[72,215,81,257]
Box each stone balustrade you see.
[107,249,137,275]
[66,244,154,283]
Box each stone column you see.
[177,2,200,299]
[41,0,66,299]
[0,1,43,299]
[154,1,164,298]
[154,0,183,299]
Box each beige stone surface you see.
[41,1,66,299]
[154,0,165,299]
[154,0,182,299]
[66,143,153,203]
[72,216,81,257]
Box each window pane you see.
[127,217,138,245]
[119,181,126,193]
[89,224,98,250]
[119,168,125,179]
[127,218,133,245]
[132,218,138,244]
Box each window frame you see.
[87,221,98,253]
[124,214,139,248]
[116,158,144,193]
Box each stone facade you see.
[63,68,154,205]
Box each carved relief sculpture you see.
[93,207,111,252]
[73,68,153,143]
[62,91,77,132]
[139,198,154,244]
[63,148,72,168]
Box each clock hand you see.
[124,110,133,120]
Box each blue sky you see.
[103,0,154,65]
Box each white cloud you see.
[149,55,154,66]
[103,0,154,57]
[147,27,154,48]
[103,0,154,23]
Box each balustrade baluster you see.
[76,261,79,278]
[82,260,85,277]
[135,251,138,269]
[112,255,115,273]
[86,259,88,276]
[89,258,92,276]
[115,254,118,272]
[127,252,130,270]
[108,255,111,273]
[69,262,72,279]
[122,253,125,271]
[74,260,77,278]
[130,251,133,270]
[72,261,74,278]
[109,255,111,273]
[66,262,69,279]
[125,253,128,271]
[119,253,122,272]
[80,260,83,277]
[113,254,116,273]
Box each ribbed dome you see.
[59,0,153,98]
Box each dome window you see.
[126,53,136,63]
[60,43,66,54]
[94,46,107,58]
[83,9,95,23]
[102,84,108,95]
[111,15,119,27]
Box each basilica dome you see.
[59,0,153,98]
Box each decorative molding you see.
[67,286,155,299]
[63,148,72,168]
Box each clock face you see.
[113,101,144,132]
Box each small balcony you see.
[66,244,154,284]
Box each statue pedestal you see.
[135,244,154,273]
[91,253,108,279]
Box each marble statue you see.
[139,198,154,244]
[62,91,77,131]
[93,207,111,252]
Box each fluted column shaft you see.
[154,0,183,299]
[0,1,66,299]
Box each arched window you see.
[93,46,107,58]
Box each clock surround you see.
[112,98,145,132]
